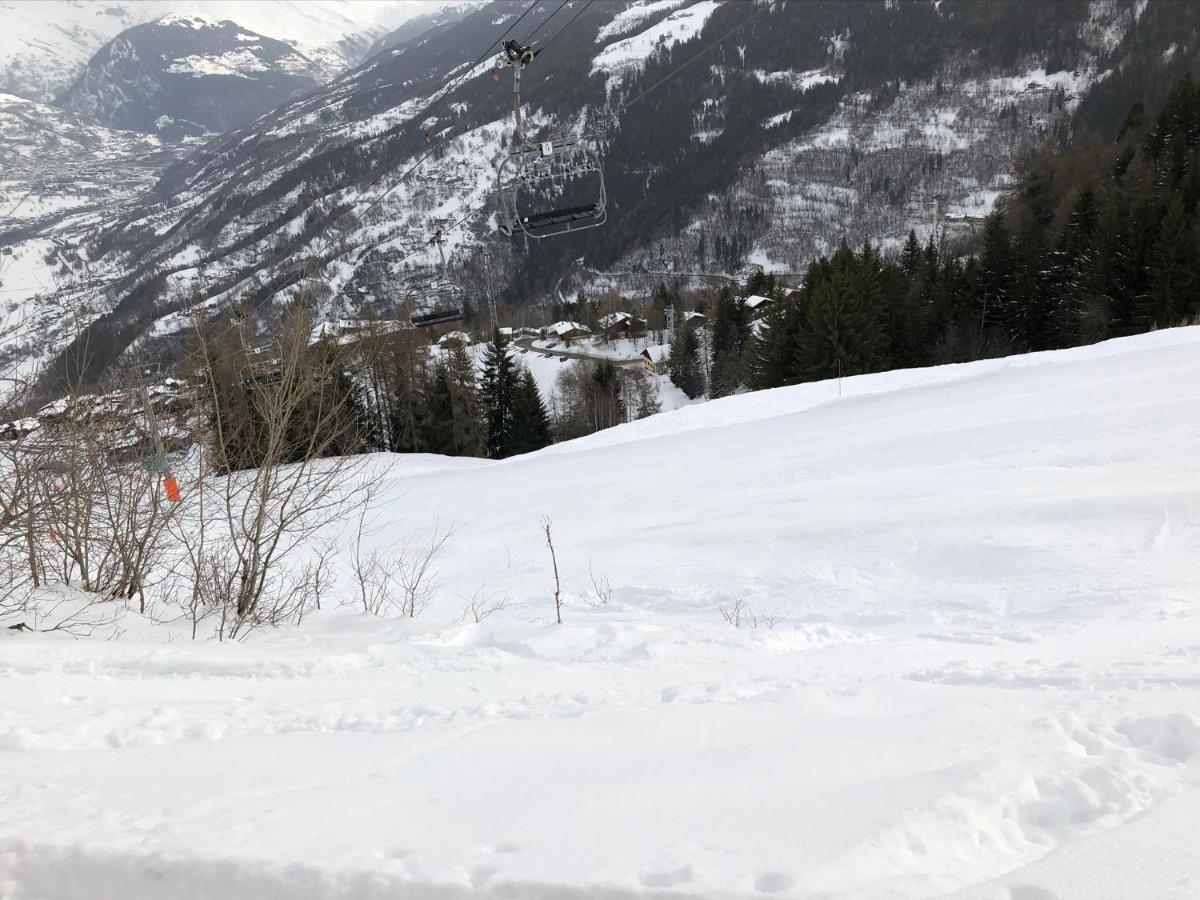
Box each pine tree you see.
[509,367,554,455]
[746,292,800,389]
[445,346,485,456]
[479,332,518,458]
[974,213,1014,357]
[710,288,749,397]
[1146,196,1200,328]
[418,362,457,455]
[795,247,887,381]
[1047,187,1100,347]
[901,229,922,282]
[668,323,704,398]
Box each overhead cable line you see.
[319,0,540,236]
[607,1,770,121]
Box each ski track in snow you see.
[4,329,1200,898]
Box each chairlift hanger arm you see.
[495,39,540,150]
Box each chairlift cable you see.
[304,1,537,268]
[532,0,596,57]
[521,0,573,47]
[319,0,538,235]
[594,1,770,135]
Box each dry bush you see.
[457,585,511,624]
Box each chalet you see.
[598,311,634,340]
[641,345,670,374]
[743,294,775,316]
[544,321,591,343]
[683,310,707,331]
[597,309,643,338]
[437,330,472,350]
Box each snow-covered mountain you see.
[55,15,322,139]
[0,91,191,389]
[1,0,1196,398]
[0,0,442,102]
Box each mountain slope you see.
[55,15,321,138]
[0,0,441,102]
[4,327,1200,897]
[0,92,188,391]
[4,0,1198,396]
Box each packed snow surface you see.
[5,329,1200,898]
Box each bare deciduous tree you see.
[183,301,374,639]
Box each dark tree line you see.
[197,316,554,471]
[734,78,1200,392]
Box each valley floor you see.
[3,329,1200,899]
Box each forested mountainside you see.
[55,15,322,139]
[728,76,1200,403]
[1,0,1197,398]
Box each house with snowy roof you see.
[598,311,647,340]
[544,321,591,343]
[743,294,775,316]
[641,345,670,374]
[437,330,472,350]
[597,311,633,340]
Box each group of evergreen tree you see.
[733,78,1200,393]
[200,321,556,471]
[479,334,553,459]
[401,333,553,461]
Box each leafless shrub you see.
[750,608,784,630]
[348,499,456,618]
[457,585,511,623]
[293,540,337,625]
[11,588,126,638]
[0,376,177,614]
[582,560,612,610]
[394,519,456,618]
[719,600,783,630]
[719,598,748,629]
[541,515,562,624]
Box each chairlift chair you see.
[494,40,607,240]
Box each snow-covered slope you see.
[0,92,186,390]
[0,0,441,102]
[4,328,1200,898]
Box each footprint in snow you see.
[639,864,693,888]
[470,865,499,887]
[754,871,795,894]
[1008,886,1059,900]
